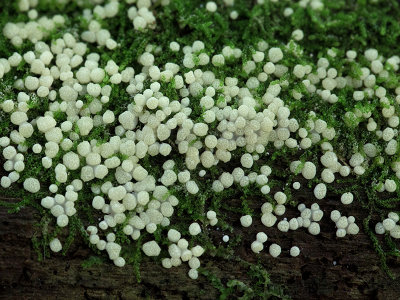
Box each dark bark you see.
[1,191,400,300]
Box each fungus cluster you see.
[251,232,268,254]
[375,212,400,239]
[330,210,360,237]
[0,0,399,282]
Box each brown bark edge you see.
[1,195,400,300]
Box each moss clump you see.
[0,0,399,298]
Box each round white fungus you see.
[49,238,62,252]
[142,240,161,257]
[23,177,40,193]
[240,215,252,227]
[269,243,281,258]
[290,246,300,257]
[189,222,202,236]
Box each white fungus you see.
[269,243,281,258]
[240,215,252,227]
[189,222,202,236]
[142,240,161,257]
[0,3,398,281]
[290,246,300,257]
[49,238,62,253]
[23,177,40,193]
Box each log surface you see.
[1,191,400,299]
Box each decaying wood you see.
[1,185,400,299]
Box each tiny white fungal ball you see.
[168,229,181,243]
[292,29,304,41]
[57,214,69,227]
[114,257,126,267]
[137,191,150,206]
[347,216,355,224]
[339,166,351,177]
[189,222,201,236]
[240,215,252,227]
[340,192,354,205]
[336,228,347,238]
[330,210,341,222]
[106,242,121,260]
[103,110,115,124]
[89,234,100,245]
[36,116,56,132]
[375,222,385,235]
[261,213,277,227]
[63,152,80,170]
[49,238,62,253]
[206,1,217,12]
[383,218,396,231]
[142,240,161,257]
[390,226,400,239]
[191,245,205,257]
[308,222,320,235]
[170,41,180,52]
[251,241,264,253]
[32,144,42,153]
[310,203,320,211]
[41,197,54,209]
[289,218,299,230]
[268,47,283,63]
[313,183,327,200]
[347,223,360,235]
[388,212,399,222]
[312,209,324,222]
[240,153,253,168]
[336,216,348,229]
[260,185,270,195]
[23,177,40,193]
[178,238,189,250]
[277,220,290,232]
[300,207,311,219]
[106,234,116,245]
[3,146,16,160]
[162,258,172,269]
[274,191,287,204]
[49,184,58,193]
[188,268,199,280]
[321,168,335,183]
[261,203,273,214]
[292,182,301,190]
[77,117,94,136]
[1,177,11,188]
[269,243,281,258]
[10,111,28,125]
[222,235,229,242]
[92,196,105,210]
[146,223,157,234]
[290,246,300,257]
[256,232,268,243]
[302,162,316,179]
[384,179,397,193]
[206,210,217,220]
[186,181,199,194]
[230,10,238,19]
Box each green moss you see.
[0,0,400,296]
[81,255,104,268]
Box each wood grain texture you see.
[1,188,400,299]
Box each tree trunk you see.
[1,193,400,299]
